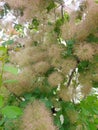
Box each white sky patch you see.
[64,0,73,5]
[2,11,17,24]
[64,0,86,11]
[0,2,30,45]
[0,1,5,7]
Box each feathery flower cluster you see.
[48,72,64,87]
[0,1,98,129]
[2,0,98,100]
[73,42,94,61]
[20,100,58,130]
[61,0,98,42]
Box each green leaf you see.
[81,108,90,116]
[14,24,23,31]
[4,3,10,11]
[66,39,75,45]
[24,93,32,100]
[32,18,39,27]
[87,122,96,130]
[0,47,7,57]
[63,12,70,22]
[4,65,18,75]
[94,118,98,124]
[92,108,98,114]
[95,0,98,3]
[86,34,98,43]
[54,18,64,35]
[0,47,7,52]
[47,2,56,13]
[41,98,52,108]
[2,40,14,46]
[54,116,62,128]
[1,106,23,119]
[0,95,4,108]
[63,40,75,57]
[0,117,6,126]
[0,9,4,18]
[3,79,18,84]
[0,127,3,130]
[29,18,39,30]
[92,81,98,88]
[78,61,90,72]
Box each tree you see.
[0,0,98,129]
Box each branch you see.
[67,58,80,87]
[4,85,23,102]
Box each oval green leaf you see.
[4,65,18,75]
[1,106,23,119]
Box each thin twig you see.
[67,58,80,87]
[4,84,23,102]
[61,4,64,20]
[67,68,76,87]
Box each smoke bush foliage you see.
[0,0,98,130]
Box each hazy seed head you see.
[21,100,58,130]
[73,42,94,61]
[91,64,98,82]
[48,44,64,59]
[59,87,72,102]
[33,61,50,74]
[3,66,37,96]
[48,72,64,87]
[9,50,31,66]
[81,84,92,97]
[92,44,98,55]
[9,46,47,66]
[66,110,78,124]
[4,0,47,21]
[16,37,33,47]
[79,72,92,96]
[61,0,98,41]
[31,51,48,63]
[60,58,77,75]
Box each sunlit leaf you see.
[4,65,18,75]
[0,47,7,52]
[87,122,96,130]
[1,106,23,119]
[95,0,98,3]
[3,79,18,84]
[92,109,98,115]
[0,95,4,108]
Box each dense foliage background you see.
[0,0,98,130]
